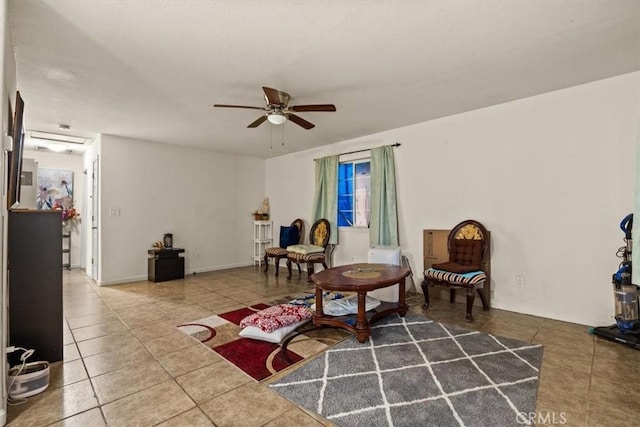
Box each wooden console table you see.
[310,263,410,343]
[147,248,185,282]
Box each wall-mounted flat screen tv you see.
[7,91,25,210]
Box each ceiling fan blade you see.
[213,104,266,110]
[289,104,336,112]
[247,115,268,128]
[288,114,315,130]
[262,87,282,105]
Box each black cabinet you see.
[8,210,63,364]
[148,248,185,282]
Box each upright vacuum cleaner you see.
[590,214,640,349]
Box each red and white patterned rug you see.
[177,302,348,381]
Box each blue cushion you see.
[279,226,299,249]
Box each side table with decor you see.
[148,248,185,282]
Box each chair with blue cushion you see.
[287,218,331,282]
[263,219,304,277]
[422,219,490,322]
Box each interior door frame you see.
[91,157,99,280]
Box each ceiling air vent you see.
[28,131,89,145]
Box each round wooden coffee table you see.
[310,263,411,343]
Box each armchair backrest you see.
[447,220,489,268]
[309,219,330,248]
[291,218,305,244]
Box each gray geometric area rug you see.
[269,314,543,427]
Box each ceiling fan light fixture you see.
[267,113,287,125]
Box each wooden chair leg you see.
[477,288,489,311]
[449,288,456,303]
[421,280,430,310]
[264,254,269,273]
[306,262,315,282]
[274,257,280,277]
[286,259,292,279]
[465,288,475,322]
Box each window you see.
[338,160,370,227]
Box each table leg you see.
[355,292,369,343]
[313,286,324,325]
[398,277,408,317]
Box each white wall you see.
[22,149,86,268]
[266,72,640,327]
[98,135,265,285]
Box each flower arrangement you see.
[53,202,80,225]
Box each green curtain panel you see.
[312,155,338,244]
[370,145,399,246]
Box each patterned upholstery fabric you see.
[425,268,486,288]
[287,252,326,263]
[265,247,288,256]
[286,244,325,255]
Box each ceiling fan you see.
[213,87,336,130]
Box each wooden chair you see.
[421,219,490,322]
[286,218,331,281]
[264,218,304,277]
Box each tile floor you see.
[5,266,640,426]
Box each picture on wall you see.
[36,168,73,210]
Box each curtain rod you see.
[314,142,401,161]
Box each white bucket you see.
[7,361,50,400]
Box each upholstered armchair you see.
[263,219,304,277]
[422,219,490,322]
[286,218,331,282]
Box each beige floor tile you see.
[157,343,224,377]
[156,407,214,426]
[535,398,587,426]
[131,319,184,341]
[263,407,325,426]
[63,328,75,346]
[166,304,215,323]
[143,330,200,357]
[65,312,118,329]
[76,331,140,357]
[83,343,154,377]
[49,408,106,427]
[71,320,129,342]
[6,379,98,427]
[175,361,251,403]
[194,294,239,311]
[117,310,172,329]
[538,363,591,402]
[48,359,89,389]
[199,383,292,426]
[63,343,80,362]
[586,402,639,426]
[91,360,170,404]
[64,305,113,319]
[101,380,195,426]
[593,336,640,364]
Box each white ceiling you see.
[8,1,640,159]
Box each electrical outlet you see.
[516,275,525,288]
